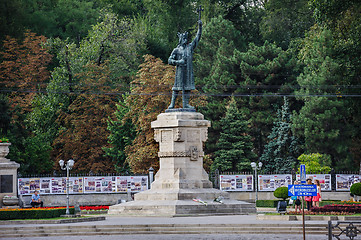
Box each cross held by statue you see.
[197,6,204,20]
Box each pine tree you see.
[260,97,301,173]
[211,98,256,172]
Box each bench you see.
[18,195,33,208]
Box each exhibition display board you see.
[219,175,253,191]
[18,176,148,195]
[336,174,360,191]
[258,174,292,191]
[295,174,332,191]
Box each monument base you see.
[108,111,256,216]
[108,199,255,217]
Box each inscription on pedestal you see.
[0,175,13,193]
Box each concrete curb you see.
[0,216,106,225]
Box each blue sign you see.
[288,184,317,197]
[300,164,306,184]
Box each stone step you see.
[0,223,329,238]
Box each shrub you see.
[274,186,289,200]
[0,207,75,220]
[256,200,279,207]
[350,183,361,196]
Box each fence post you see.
[328,220,332,240]
[214,169,219,189]
[330,168,336,191]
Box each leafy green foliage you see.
[297,153,332,174]
[20,0,100,42]
[350,183,361,197]
[104,100,135,174]
[274,186,289,200]
[260,0,314,49]
[211,98,256,172]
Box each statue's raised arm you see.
[167,6,203,111]
[191,20,202,51]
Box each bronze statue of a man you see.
[168,19,202,110]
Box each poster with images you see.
[220,175,253,191]
[116,176,128,192]
[129,176,148,192]
[336,174,360,191]
[69,177,83,193]
[51,177,66,194]
[258,174,292,191]
[18,178,31,195]
[40,178,52,194]
[83,177,96,193]
[29,178,40,193]
[100,177,113,192]
[295,174,331,191]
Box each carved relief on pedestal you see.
[190,146,199,161]
[154,129,161,142]
[158,148,204,159]
[173,128,185,142]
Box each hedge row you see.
[256,200,279,207]
[0,207,75,220]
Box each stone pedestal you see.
[0,143,20,207]
[108,112,255,216]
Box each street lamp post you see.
[59,159,74,215]
[251,162,263,202]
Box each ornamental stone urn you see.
[0,143,11,160]
[2,196,18,206]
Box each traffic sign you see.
[288,184,317,196]
[300,164,306,184]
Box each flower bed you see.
[80,205,109,211]
[287,210,354,215]
[0,207,75,220]
[311,204,361,214]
